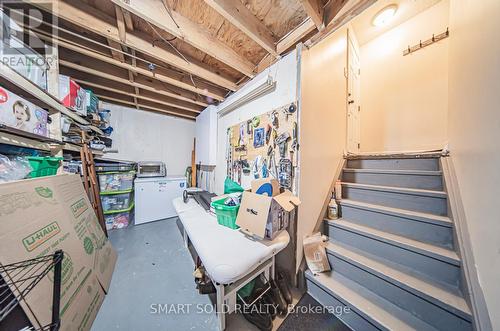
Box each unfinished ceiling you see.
[15,0,376,120]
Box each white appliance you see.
[134,176,187,225]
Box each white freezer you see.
[134,176,186,225]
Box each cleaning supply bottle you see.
[327,192,339,220]
[335,179,342,200]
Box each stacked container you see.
[96,163,136,230]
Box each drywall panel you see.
[359,0,449,152]
[195,105,217,165]
[102,103,195,176]
[298,26,348,271]
[214,50,298,194]
[448,0,500,328]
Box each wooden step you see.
[339,199,453,248]
[306,270,438,331]
[325,219,461,287]
[325,241,472,327]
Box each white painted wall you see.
[298,26,348,271]
[102,103,195,176]
[214,51,298,194]
[448,0,500,328]
[195,105,217,166]
[359,0,449,152]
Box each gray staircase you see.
[306,155,473,331]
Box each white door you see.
[347,29,361,153]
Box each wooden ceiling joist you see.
[276,18,316,54]
[107,38,125,62]
[111,0,256,77]
[34,32,224,101]
[59,59,207,110]
[299,0,325,31]
[73,78,201,115]
[114,5,127,43]
[59,66,202,111]
[34,0,238,91]
[203,0,278,57]
[324,0,349,27]
[96,94,195,120]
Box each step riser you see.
[325,224,460,287]
[342,186,447,216]
[342,172,443,191]
[340,205,453,248]
[306,276,381,331]
[347,158,439,171]
[327,252,472,330]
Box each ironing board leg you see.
[183,228,188,248]
[216,283,226,330]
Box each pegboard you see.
[226,102,298,192]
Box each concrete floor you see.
[92,218,304,331]
[92,218,219,331]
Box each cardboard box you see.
[59,75,87,116]
[0,174,116,330]
[0,86,49,137]
[236,178,300,240]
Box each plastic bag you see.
[303,232,331,275]
[0,154,33,182]
[224,177,244,194]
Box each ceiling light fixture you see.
[372,4,398,27]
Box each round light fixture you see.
[372,4,398,27]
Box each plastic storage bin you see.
[95,163,135,172]
[211,198,240,229]
[101,191,134,213]
[98,171,135,192]
[27,156,63,178]
[104,207,134,230]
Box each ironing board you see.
[173,197,290,330]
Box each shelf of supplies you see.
[63,142,105,157]
[0,124,63,151]
[0,63,103,136]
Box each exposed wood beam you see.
[34,0,238,91]
[114,4,127,43]
[128,70,139,109]
[324,0,349,26]
[35,31,225,101]
[96,94,195,120]
[203,0,278,57]
[276,18,316,54]
[107,38,125,62]
[59,59,207,109]
[308,0,376,46]
[111,0,255,77]
[74,78,200,114]
[299,0,325,31]
[122,8,134,31]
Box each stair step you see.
[341,182,448,216]
[328,219,459,265]
[306,270,438,331]
[342,168,443,191]
[346,157,440,171]
[339,199,453,248]
[325,241,471,322]
[340,199,451,227]
[325,219,461,287]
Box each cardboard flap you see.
[236,192,272,239]
[273,190,301,212]
[251,178,280,197]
